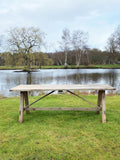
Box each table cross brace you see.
[24,90,55,109]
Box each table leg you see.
[24,91,30,114]
[101,90,106,123]
[97,90,102,114]
[19,92,24,123]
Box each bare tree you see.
[114,25,120,52]
[0,35,3,52]
[0,38,1,47]
[59,28,71,67]
[72,30,88,67]
[7,27,45,71]
[106,26,120,64]
[106,34,118,64]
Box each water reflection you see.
[0,69,120,97]
[27,72,32,84]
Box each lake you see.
[0,69,120,97]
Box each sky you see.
[0,0,120,52]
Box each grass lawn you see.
[41,64,120,69]
[0,94,120,160]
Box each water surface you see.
[0,69,119,97]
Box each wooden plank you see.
[97,90,102,114]
[101,90,106,123]
[10,84,115,92]
[27,107,97,111]
[19,92,24,123]
[24,92,29,114]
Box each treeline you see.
[47,48,119,66]
[0,52,53,67]
[0,48,119,67]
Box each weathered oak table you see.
[10,84,115,123]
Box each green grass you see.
[0,94,120,159]
[41,64,120,69]
[1,64,120,70]
[91,64,120,68]
[0,66,39,70]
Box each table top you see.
[10,84,115,92]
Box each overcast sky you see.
[0,0,120,52]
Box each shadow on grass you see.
[23,110,99,124]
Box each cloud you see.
[0,8,9,15]
[0,0,120,51]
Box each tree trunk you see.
[76,50,82,67]
[64,51,68,67]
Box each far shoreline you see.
[1,64,120,70]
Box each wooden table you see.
[10,84,115,123]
